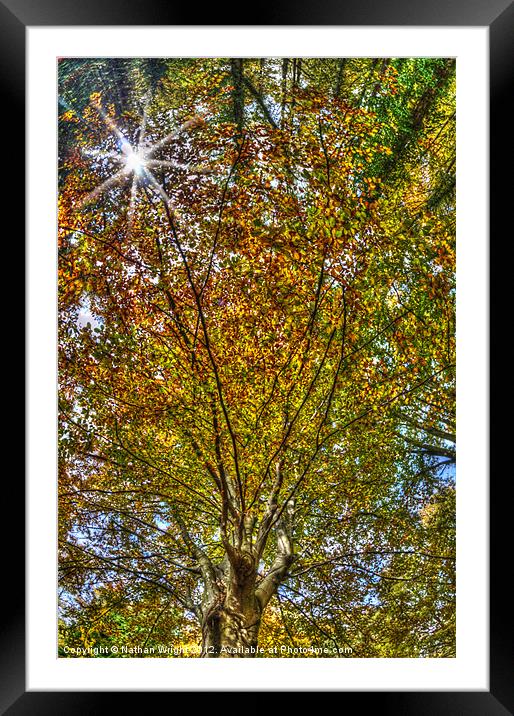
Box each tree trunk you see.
[334,58,346,98]
[230,58,245,139]
[281,58,289,127]
[199,499,295,657]
[201,601,262,657]
[200,558,262,657]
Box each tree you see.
[58,57,456,658]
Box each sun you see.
[78,99,198,222]
[121,143,147,175]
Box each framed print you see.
[6,0,511,711]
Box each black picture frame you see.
[8,0,511,712]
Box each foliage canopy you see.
[58,57,456,658]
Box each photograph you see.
[57,56,457,660]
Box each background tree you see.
[58,57,456,658]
